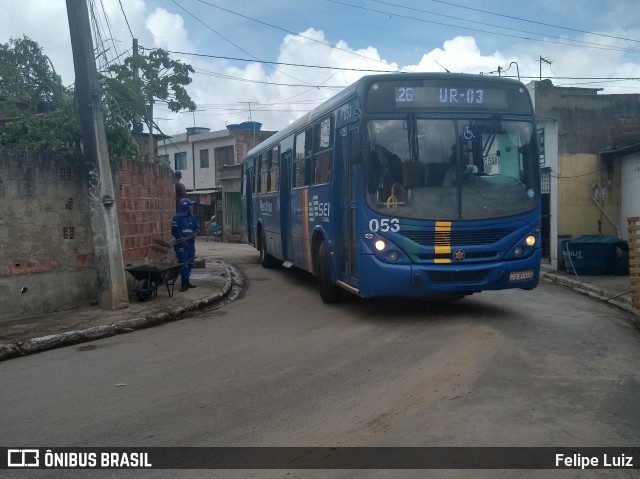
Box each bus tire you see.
[317,240,342,303]
[259,230,277,269]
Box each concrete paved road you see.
[1,243,639,479]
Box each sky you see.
[2,0,640,136]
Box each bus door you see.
[338,125,359,284]
[279,146,292,260]
[246,164,255,245]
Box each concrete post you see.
[66,0,129,310]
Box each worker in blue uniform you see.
[172,197,200,292]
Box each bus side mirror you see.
[350,133,363,165]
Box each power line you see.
[424,0,640,45]
[366,0,640,53]
[118,0,134,38]
[162,49,640,84]
[328,0,640,55]
[98,0,122,61]
[190,0,413,72]
[190,66,346,89]
[169,0,316,88]
[164,50,398,73]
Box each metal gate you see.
[540,167,551,263]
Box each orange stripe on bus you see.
[302,189,313,271]
[434,221,452,263]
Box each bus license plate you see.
[509,270,534,281]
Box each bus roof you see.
[243,72,529,160]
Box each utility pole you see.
[239,101,258,144]
[132,38,143,133]
[65,0,129,310]
[540,56,552,81]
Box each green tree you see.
[0,37,197,161]
[105,48,197,136]
[0,36,79,154]
[0,36,66,113]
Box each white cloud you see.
[410,36,507,74]
[145,7,193,52]
[0,0,74,84]
[2,0,640,137]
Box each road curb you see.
[0,264,235,362]
[541,271,639,318]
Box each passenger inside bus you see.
[368,145,403,199]
[442,144,478,186]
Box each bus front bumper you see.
[356,251,541,298]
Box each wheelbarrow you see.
[126,263,184,302]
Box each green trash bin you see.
[564,235,628,275]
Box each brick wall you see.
[611,117,640,148]
[0,148,97,319]
[0,149,176,320]
[114,160,175,263]
[229,130,276,164]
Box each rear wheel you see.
[259,230,278,268]
[317,240,342,303]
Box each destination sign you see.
[364,76,534,114]
[394,86,509,109]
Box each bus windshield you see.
[366,117,539,220]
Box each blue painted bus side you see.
[242,73,542,301]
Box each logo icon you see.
[453,249,465,262]
[8,449,40,467]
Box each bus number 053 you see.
[369,218,400,232]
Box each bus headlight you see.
[388,251,399,262]
[374,240,386,251]
[525,235,536,246]
[514,246,524,256]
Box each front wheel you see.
[317,240,342,303]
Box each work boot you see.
[179,281,188,292]
[186,282,197,289]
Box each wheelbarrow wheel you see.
[136,278,153,302]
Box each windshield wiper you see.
[482,114,502,158]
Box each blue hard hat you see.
[179,198,194,207]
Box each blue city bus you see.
[241,73,541,302]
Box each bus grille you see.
[429,270,489,283]
[416,251,497,261]
[402,228,515,246]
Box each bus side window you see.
[269,146,279,192]
[314,151,332,184]
[312,116,334,185]
[294,128,312,187]
[260,153,269,193]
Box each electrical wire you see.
[364,0,638,53]
[190,65,346,89]
[328,0,640,55]
[163,50,397,73]
[98,0,122,61]
[118,0,134,38]
[424,0,640,45]
[190,0,413,73]
[169,0,316,88]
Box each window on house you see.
[200,149,209,168]
[174,151,187,170]
[215,145,234,179]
